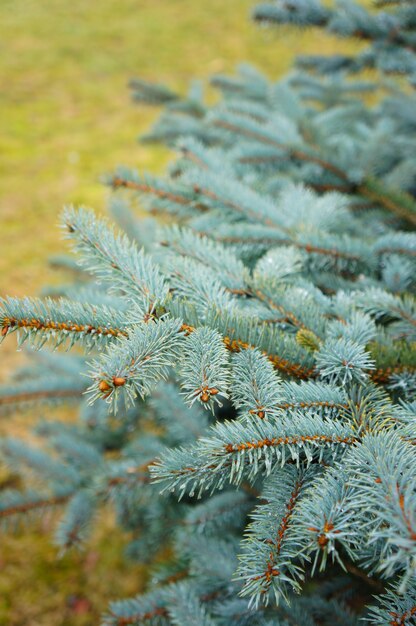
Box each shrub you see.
[1,1,416,623]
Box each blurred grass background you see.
[0,1,362,623]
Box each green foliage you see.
[1,1,416,624]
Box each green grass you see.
[0,1,362,623]
[0,0,362,298]
[0,513,148,626]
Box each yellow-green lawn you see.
[0,1,362,623]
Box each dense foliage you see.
[1,1,416,624]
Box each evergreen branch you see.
[179,143,211,169]
[223,432,356,454]
[151,415,357,496]
[251,250,324,335]
[1,438,81,485]
[213,118,416,227]
[252,287,308,330]
[111,173,194,207]
[0,491,72,521]
[208,309,316,380]
[316,338,375,386]
[253,1,415,51]
[223,330,315,380]
[105,587,222,626]
[1,312,125,339]
[0,388,82,407]
[166,584,217,626]
[358,179,416,227]
[163,256,233,318]
[179,326,230,411]
[366,581,416,625]
[389,604,416,626]
[370,364,416,385]
[63,207,169,313]
[238,466,316,605]
[180,491,251,534]
[348,433,416,580]
[54,490,96,551]
[179,313,317,380]
[151,381,209,443]
[230,348,284,420]
[353,290,416,340]
[0,296,127,350]
[275,400,348,411]
[291,464,360,575]
[181,168,289,230]
[47,433,103,472]
[280,380,348,412]
[2,0,416,619]
[88,318,185,410]
[105,588,225,626]
[377,248,416,259]
[160,226,250,293]
[128,78,180,105]
[0,378,85,414]
[104,461,154,489]
[211,229,365,265]
[212,118,349,182]
[306,182,353,194]
[105,590,169,626]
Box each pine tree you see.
[1,1,416,624]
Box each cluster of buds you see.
[198,386,219,403]
[98,376,126,398]
[308,520,338,549]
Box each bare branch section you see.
[0,494,72,520]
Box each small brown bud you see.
[257,410,265,419]
[1,326,9,337]
[200,392,210,403]
[113,376,126,387]
[99,380,111,393]
[209,388,219,396]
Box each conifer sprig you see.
[151,414,357,498]
[87,317,184,410]
[1,0,416,622]
[63,207,169,315]
[0,296,127,350]
[237,466,317,606]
